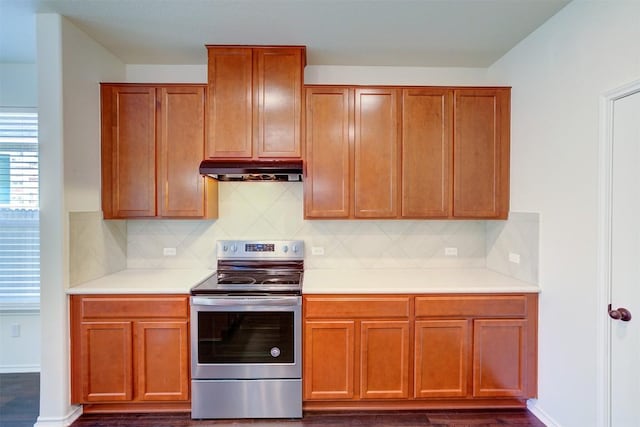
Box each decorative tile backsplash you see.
[69,211,126,285]
[486,211,539,284]
[69,183,539,285]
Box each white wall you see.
[125,64,206,82]
[36,13,125,427]
[0,63,37,107]
[305,65,492,86]
[0,310,40,373]
[488,2,640,426]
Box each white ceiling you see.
[1,0,570,67]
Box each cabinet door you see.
[135,321,189,401]
[453,88,510,218]
[206,47,253,158]
[304,321,355,400]
[254,47,304,158]
[80,321,133,402]
[360,321,410,399]
[157,86,207,218]
[401,88,452,218]
[414,319,470,398]
[354,88,400,218]
[101,85,157,218]
[304,87,352,218]
[472,319,526,397]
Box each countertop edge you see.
[65,269,214,295]
[64,268,539,295]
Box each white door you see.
[609,89,640,426]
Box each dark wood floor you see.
[0,373,545,427]
[0,373,40,427]
[71,409,546,427]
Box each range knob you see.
[292,244,299,253]
[283,245,289,253]
[230,244,238,253]
[222,244,228,252]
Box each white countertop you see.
[302,268,539,294]
[66,268,538,295]
[66,269,214,294]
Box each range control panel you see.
[217,240,304,260]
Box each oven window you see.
[197,311,294,364]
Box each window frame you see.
[0,107,39,311]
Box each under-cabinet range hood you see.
[199,159,303,181]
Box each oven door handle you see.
[191,296,301,307]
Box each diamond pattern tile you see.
[68,184,538,285]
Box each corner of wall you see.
[68,211,126,286]
[485,211,539,284]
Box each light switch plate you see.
[509,252,521,264]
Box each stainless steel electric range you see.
[190,240,303,419]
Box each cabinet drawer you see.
[76,295,189,319]
[415,295,527,318]
[304,296,410,319]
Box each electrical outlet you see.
[163,247,177,256]
[311,246,325,256]
[10,323,20,338]
[509,252,521,264]
[444,247,458,256]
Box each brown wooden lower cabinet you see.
[414,319,470,398]
[304,321,355,400]
[360,320,410,399]
[472,318,528,398]
[303,293,537,411]
[70,295,190,413]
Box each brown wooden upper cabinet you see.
[101,84,217,219]
[304,86,400,219]
[304,85,510,219]
[453,88,510,219]
[401,88,452,218]
[206,46,306,159]
[304,87,352,218]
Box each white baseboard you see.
[0,364,40,373]
[34,405,82,427]
[528,399,562,427]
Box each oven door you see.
[191,295,301,380]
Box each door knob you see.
[608,304,632,322]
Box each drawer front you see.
[415,295,528,318]
[77,295,189,319]
[304,296,410,319]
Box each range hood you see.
[199,159,303,181]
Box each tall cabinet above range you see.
[206,45,306,159]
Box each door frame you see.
[597,78,640,427]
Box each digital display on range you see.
[245,243,275,252]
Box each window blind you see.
[0,110,39,307]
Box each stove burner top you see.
[217,276,257,285]
[191,270,303,295]
[191,240,304,296]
